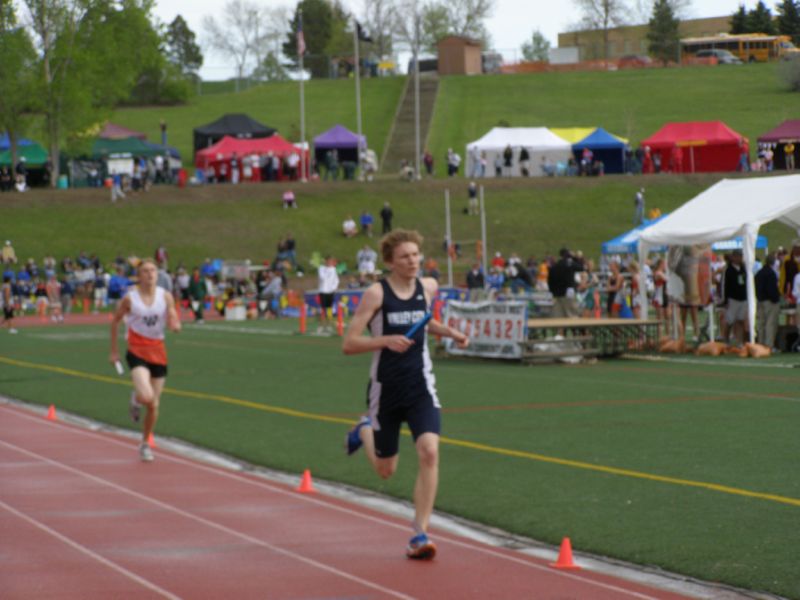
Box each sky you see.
[149,0,765,80]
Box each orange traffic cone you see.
[147,433,157,448]
[550,537,581,570]
[46,405,57,421]
[296,469,316,493]
[299,304,307,334]
[336,305,344,336]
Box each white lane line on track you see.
[0,498,182,600]
[1,404,669,600]
[0,438,415,600]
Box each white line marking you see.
[0,405,670,600]
[0,436,415,600]
[0,499,182,600]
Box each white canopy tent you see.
[466,127,572,177]
[638,175,800,343]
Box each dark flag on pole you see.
[356,21,373,43]
[297,13,306,55]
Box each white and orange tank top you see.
[126,287,168,365]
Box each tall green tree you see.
[22,0,160,184]
[646,0,680,66]
[747,1,776,34]
[165,15,203,78]
[776,0,800,44]
[0,0,40,168]
[520,30,551,62]
[730,5,748,34]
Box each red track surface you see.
[1,403,697,599]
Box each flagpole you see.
[298,9,307,182]
[353,19,364,177]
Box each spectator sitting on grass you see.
[282,189,297,209]
[342,215,358,238]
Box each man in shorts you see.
[723,249,748,345]
[317,255,339,335]
[342,229,469,560]
[110,259,180,461]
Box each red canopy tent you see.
[640,121,745,173]
[757,120,800,170]
[194,135,309,181]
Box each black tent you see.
[193,113,276,155]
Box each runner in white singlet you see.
[110,259,180,462]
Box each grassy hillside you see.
[428,63,794,176]
[2,175,796,277]
[112,77,405,164]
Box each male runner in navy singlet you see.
[343,229,469,559]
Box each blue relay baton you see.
[405,312,432,338]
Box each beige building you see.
[558,16,731,61]
[437,36,483,75]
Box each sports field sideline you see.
[1,318,798,598]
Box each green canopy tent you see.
[0,142,49,167]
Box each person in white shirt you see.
[357,245,377,278]
[317,256,339,334]
[342,216,358,238]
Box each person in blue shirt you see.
[360,210,374,238]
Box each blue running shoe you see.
[345,416,371,456]
[406,533,437,560]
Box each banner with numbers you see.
[442,301,528,360]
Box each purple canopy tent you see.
[757,120,800,170]
[313,125,366,165]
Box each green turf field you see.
[1,321,798,598]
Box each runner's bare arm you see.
[421,277,469,348]
[165,293,181,333]
[342,283,414,355]
[109,295,131,364]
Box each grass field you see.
[3,175,798,278]
[112,76,405,164]
[428,63,793,177]
[1,320,799,598]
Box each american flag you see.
[297,13,306,56]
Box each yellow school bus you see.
[681,33,800,62]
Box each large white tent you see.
[638,175,800,342]
[465,127,572,177]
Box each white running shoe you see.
[129,392,140,423]
[139,442,154,462]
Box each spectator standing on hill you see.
[360,210,374,237]
[502,145,513,176]
[494,154,503,177]
[467,181,478,215]
[755,253,780,349]
[446,148,461,177]
[380,201,393,233]
[342,229,469,560]
[785,142,795,171]
[317,255,339,335]
[0,166,12,191]
[469,145,481,178]
[423,149,434,176]
[155,245,168,270]
[634,187,645,225]
[548,249,580,318]
[519,147,531,177]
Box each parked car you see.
[695,49,743,65]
